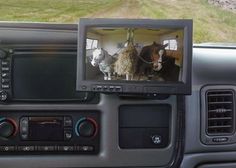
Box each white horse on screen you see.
[91,48,117,80]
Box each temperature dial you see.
[0,118,17,139]
[75,118,97,138]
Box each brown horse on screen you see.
[136,42,180,81]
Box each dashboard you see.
[0,22,235,168]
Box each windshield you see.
[0,0,235,44]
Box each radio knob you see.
[76,118,97,138]
[0,50,7,59]
[0,90,8,101]
[0,118,16,139]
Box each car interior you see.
[0,18,235,168]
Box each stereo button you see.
[1,67,9,72]
[1,84,10,89]
[78,145,94,152]
[20,118,28,125]
[20,117,28,140]
[21,126,28,133]
[38,146,55,152]
[58,146,74,152]
[0,146,15,152]
[64,130,72,140]
[20,134,28,140]
[2,78,10,84]
[64,117,73,127]
[1,61,9,66]
[151,135,162,145]
[18,146,34,152]
[0,90,7,101]
[1,73,9,78]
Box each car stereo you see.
[0,47,89,102]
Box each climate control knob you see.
[0,118,16,139]
[75,118,97,138]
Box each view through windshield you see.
[0,0,235,43]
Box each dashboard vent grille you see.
[206,90,235,135]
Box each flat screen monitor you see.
[77,18,192,95]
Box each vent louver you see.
[206,90,235,135]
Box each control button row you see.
[0,59,10,92]
[20,129,73,141]
[92,85,122,92]
[20,117,28,140]
[0,145,94,152]
[63,117,73,140]
[1,60,10,90]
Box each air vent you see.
[206,90,235,135]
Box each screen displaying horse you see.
[85,27,184,82]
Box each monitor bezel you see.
[77,18,192,95]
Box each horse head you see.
[91,48,107,66]
[151,42,168,71]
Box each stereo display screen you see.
[12,54,81,100]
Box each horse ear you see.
[163,43,168,48]
[102,48,108,55]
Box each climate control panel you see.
[0,111,100,154]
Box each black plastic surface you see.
[119,104,170,127]
[119,104,170,149]
[198,163,236,168]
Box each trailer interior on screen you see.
[86,27,184,82]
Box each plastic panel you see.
[183,47,236,167]
[0,22,183,168]
[0,94,178,168]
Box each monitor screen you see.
[85,27,183,82]
[77,19,192,95]
[12,54,85,100]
